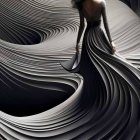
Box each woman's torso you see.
[82,0,104,22]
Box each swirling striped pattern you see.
[0,0,140,139]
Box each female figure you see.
[61,0,116,72]
[60,0,140,139]
[61,0,118,95]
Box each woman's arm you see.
[76,9,85,53]
[101,2,116,53]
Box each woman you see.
[60,1,140,138]
[62,0,140,140]
[61,0,118,97]
[61,0,116,71]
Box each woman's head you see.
[71,0,85,9]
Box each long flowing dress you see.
[61,18,140,139]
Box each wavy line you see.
[0,0,140,139]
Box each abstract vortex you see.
[0,0,140,139]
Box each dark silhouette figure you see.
[61,0,117,102]
[61,0,116,71]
